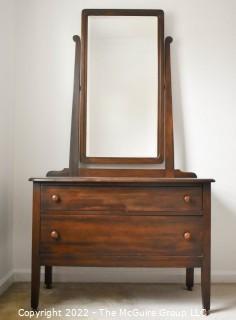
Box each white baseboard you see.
[0,271,14,295]
[13,268,236,284]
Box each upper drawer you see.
[41,185,202,212]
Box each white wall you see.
[11,0,236,282]
[0,0,15,292]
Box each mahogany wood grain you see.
[186,267,194,291]
[31,183,41,310]
[46,12,197,179]
[42,210,203,217]
[41,185,202,212]
[41,255,202,268]
[164,37,174,174]
[31,177,213,183]
[81,9,165,16]
[69,35,81,175]
[44,266,52,289]
[80,9,165,164]
[201,183,211,314]
[31,179,213,311]
[31,8,214,315]
[40,215,203,256]
[47,168,197,178]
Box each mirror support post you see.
[164,36,175,175]
[69,35,81,176]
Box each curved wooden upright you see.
[69,35,81,176]
[164,37,175,174]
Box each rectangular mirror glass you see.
[80,10,164,164]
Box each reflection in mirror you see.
[86,16,158,158]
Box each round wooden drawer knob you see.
[51,194,60,202]
[184,195,191,203]
[183,232,191,241]
[50,230,60,240]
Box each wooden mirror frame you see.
[80,9,165,164]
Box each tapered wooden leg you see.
[201,261,210,315]
[45,265,52,289]
[31,183,41,310]
[201,184,211,316]
[31,263,40,310]
[186,268,194,291]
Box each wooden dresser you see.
[30,177,213,314]
[30,9,214,315]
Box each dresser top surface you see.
[29,177,215,184]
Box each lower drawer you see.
[40,215,203,257]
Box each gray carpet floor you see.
[0,283,236,319]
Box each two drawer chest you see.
[30,177,213,314]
